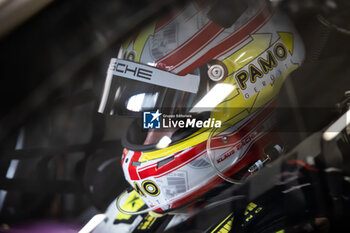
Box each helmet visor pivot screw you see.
[208,64,225,81]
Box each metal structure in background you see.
[0,0,53,37]
[0,0,191,224]
[0,0,190,142]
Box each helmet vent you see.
[132,161,141,166]
[189,158,210,168]
[157,156,175,168]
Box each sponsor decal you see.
[134,182,146,197]
[143,110,222,129]
[136,214,158,230]
[162,117,222,128]
[216,125,264,164]
[142,180,160,197]
[108,58,200,93]
[143,110,162,129]
[111,59,153,80]
[133,180,160,197]
[235,33,296,99]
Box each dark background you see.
[0,0,350,229]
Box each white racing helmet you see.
[98,0,305,214]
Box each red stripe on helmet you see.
[208,108,274,149]
[171,131,281,209]
[137,104,274,179]
[155,8,185,32]
[177,5,272,75]
[213,9,272,60]
[155,21,211,68]
[169,27,225,72]
[128,151,142,180]
[138,144,206,179]
[156,22,223,71]
[155,111,273,179]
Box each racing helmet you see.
[98,0,305,214]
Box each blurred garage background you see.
[1,0,350,231]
